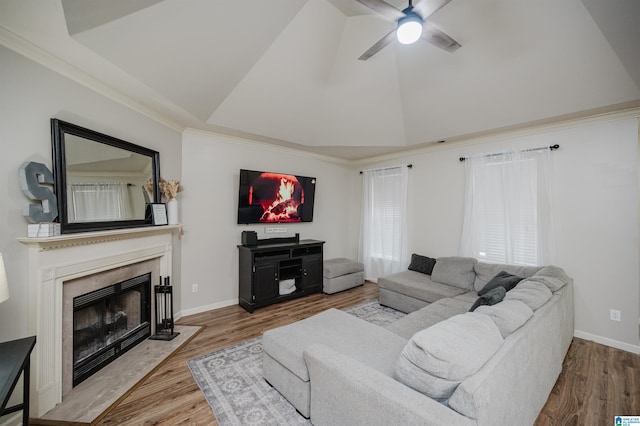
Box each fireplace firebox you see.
[72,273,151,386]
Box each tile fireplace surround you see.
[18,225,180,418]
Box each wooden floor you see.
[96,282,640,426]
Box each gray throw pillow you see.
[478,271,523,296]
[408,253,437,275]
[469,286,506,312]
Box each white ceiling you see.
[1,0,639,161]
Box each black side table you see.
[0,336,36,425]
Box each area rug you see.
[187,300,405,425]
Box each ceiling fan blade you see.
[413,0,452,20]
[355,0,403,21]
[420,21,461,52]
[358,29,397,61]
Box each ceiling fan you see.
[356,0,461,60]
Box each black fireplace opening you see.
[72,272,151,387]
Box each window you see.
[460,149,554,266]
[359,166,409,281]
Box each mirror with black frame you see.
[51,118,161,233]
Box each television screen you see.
[237,169,316,224]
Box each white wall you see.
[0,45,182,342]
[179,130,356,315]
[353,116,640,351]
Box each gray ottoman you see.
[262,308,406,418]
[323,258,365,294]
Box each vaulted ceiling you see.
[1,0,639,160]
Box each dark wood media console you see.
[238,239,324,313]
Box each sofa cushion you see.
[408,253,437,275]
[504,279,553,311]
[533,266,570,291]
[431,257,478,290]
[469,287,506,312]
[475,300,534,338]
[394,313,503,400]
[384,297,472,339]
[378,271,468,304]
[473,262,542,293]
[478,271,523,296]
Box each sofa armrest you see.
[303,343,475,426]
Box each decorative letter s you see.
[18,161,59,223]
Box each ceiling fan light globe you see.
[397,18,422,44]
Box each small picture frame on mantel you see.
[148,203,168,225]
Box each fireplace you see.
[72,273,151,386]
[61,257,160,397]
[18,226,177,417]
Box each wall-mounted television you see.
[237,169,316,224]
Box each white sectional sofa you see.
[264,256,574,425]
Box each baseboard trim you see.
[574,330,640,354]
[177,298,238,318]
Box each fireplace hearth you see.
[72,273,151,386]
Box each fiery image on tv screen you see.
[250,172,305,223]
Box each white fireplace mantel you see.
[17,224,181,250]
[18,225,179,417]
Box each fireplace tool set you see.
[149,276,180,341]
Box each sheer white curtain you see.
[359,165,409,281]
[68,183,133,222]
[460,148,554,266]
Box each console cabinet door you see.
[254,262,278,302]
[302,255,322,291]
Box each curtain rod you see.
[360,164,412,174]
[459,144,560,162]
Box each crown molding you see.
[189,106,640,167]
[351,104,640,166]
[0,25,185,133]
[183,127,352,165]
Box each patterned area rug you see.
[187,300,405,425]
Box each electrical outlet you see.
[610,309,621,321]
[192,283,198,293]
